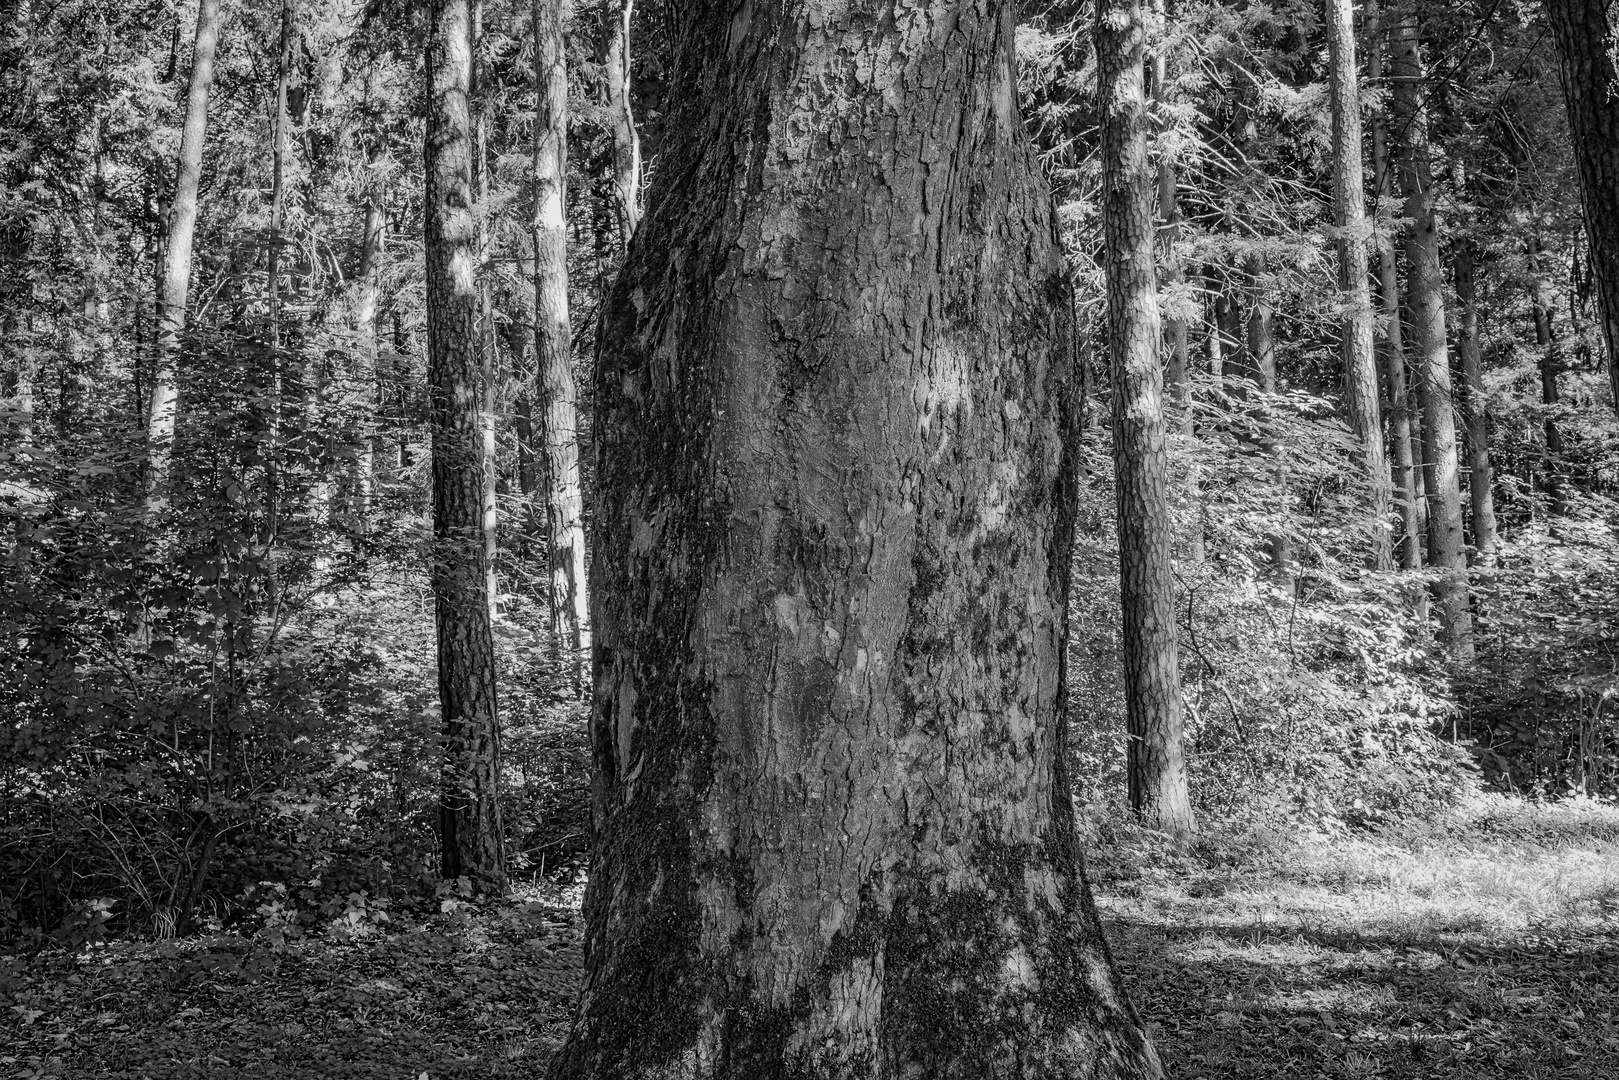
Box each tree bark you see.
[598,0,640,245]
[1325,0,1393,571]
[144,0,222,516]
[426,0,504,888]
[1365,0,1423,570]
[1452,240,1497,565]
[532,0,588,677]
[1244,252,1277,394]
[1545,0,1619,411]
[550,1,1165,1075]
[1390,14,1473,659]
[1529,235,1568,514]
[1101,0,1195,838]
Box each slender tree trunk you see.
[551,1,1166,1074]
[501,307,543,549]
[1150,15,1204,566]
[1244,251,1277,394]
[350,178,385,527]
[426,0,504,889]
[1390,14,1473,659]
[532,0,588,676]
[1545,0,1619,411]
[1366,0,1423,569]
[268,0,294,354]
[1530,235,1568,514]
[599,0,640,245]
[144,0,222,516]
[1453,239,1497,565]
[1101,0,1195,838]
[472,0,499,613]
[1325,0,1393,571]
[1214,281,1246,383]
[1151,0,1190,431]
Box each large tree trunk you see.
[1529,235,1568,514]
[1390,14,1473,659]
[1365,0,1423,570]
[1545,0,1619,411]
[426,0,504,889]
[1325,0,1393,571]
[1102,0,1195,838]
[550,1,1165,1075]
[598,0,640,244]
[144,0,222,516]
[1453,239,1498,565]
[532,0,587,676]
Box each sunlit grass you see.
[1096,793,1619,1078]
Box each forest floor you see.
[2,794,1617,1079]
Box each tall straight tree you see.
[598,0,640,243]
[1101,0,1195,836]
[1390,13,1473,659]
[144,0,222,515]
[551,0,1165,1074]
[1453,238,1498,565]
[347,169,385,526]
[1324,0,1392,571]
[1150,0,1204,565]
[425,0,504,887]
[1364,0,1422,569]
[1545,0,1619,410]
[531,0,587,673]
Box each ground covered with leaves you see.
[4,795,1617,1079]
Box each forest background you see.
[1,1,1619,1070]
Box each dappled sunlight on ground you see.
[1096,795,1619,1079]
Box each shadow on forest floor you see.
[1107,914,1618,1079]
[4,796,1618,1078]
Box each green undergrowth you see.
[4,795,1617,1078]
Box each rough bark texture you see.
[1390,16,1473,660]
[1545,0,1619,410]
[1325,0,1393,571]
[144,0,221,515]
[1365,0,1423,570]
[426,0,504,888]
[532,0,588,673]
[1101,0,1195,839]
[599,0,640,244]
[550,1,1165,1076]
[1453,241,1497,565]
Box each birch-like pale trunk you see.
[1391,13,1474,659]
[1325,0,1393,571]
[144,0,222,517]
[531,0,587,674]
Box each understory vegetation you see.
[4,797,1616,1078]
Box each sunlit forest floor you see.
[3,795,1616,1079]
